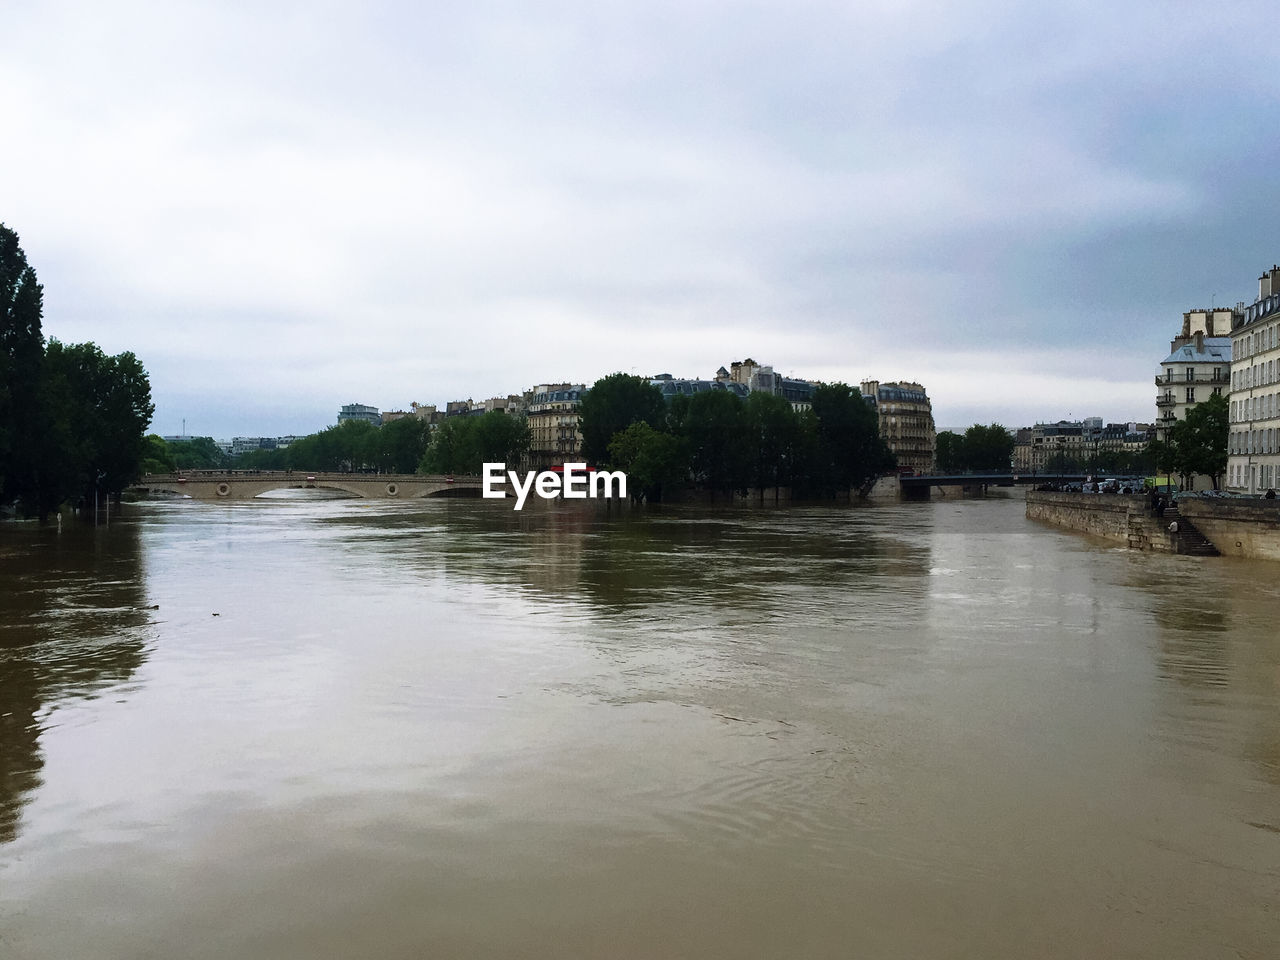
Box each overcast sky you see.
[3,0,1277,438]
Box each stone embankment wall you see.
[1025,491,1168,550]
[1176,498,1280,561]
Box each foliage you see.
[935,431,964,473]
[34,340,155,515]
[962,423,1015,472]
[419,411,530,475]
[1,225,155,518]
[1,223,46,507]
[802,383,895,494]
[936,424,1014,473]
[167,436,229,470]
[139,434,176,475]
[607,422,689,501]
[579,373,667,466]
[743,391,802,490]
[670,388,751,492]
[1166,393,1228,489]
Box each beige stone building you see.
[860,380,936,474]
[1228,265,1280,494]
[526,383,585,469]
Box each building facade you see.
[338,403,381,427]
[526,383,585,469]
[1156,310,1231,446]
[1227,265,1280,494]
[860,381,936,474]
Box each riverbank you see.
[1027,490,1280,560]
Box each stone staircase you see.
[1160,503,1220,556]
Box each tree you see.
[168,437,228,470]
[743,391,801,492]
[962,423,1014,472]
[33,341,155,515]
[607,422,689,502]
[806,383,894,494]
[139,435,176,475]
[579,373,667,466]
[419,412,530,475]
[1,224,46,506]
[672,389,750,493]
[935,431,964,473]
[1168,393,1228,489]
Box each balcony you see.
[1155,372,1229,385]
[1155,394,1176,407]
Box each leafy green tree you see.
[962,423,1014,472]
[579,373,667,466]
[168,436,228,470]
[472,411,530,469]
[373,416,432,473]
[806,383,894,494]
[607,422,689,502]
[1,224,46,506]
[672,389,750,493]
[935,431,964,473]
[419,412,529,475]
[139,434,176,475]
[743,391,800,491]
[26,340,154,517]
[234,447,288,469]
[1168,393,1228,489]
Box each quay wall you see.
[1175,498,1280,561]
[1024,491,1171,551]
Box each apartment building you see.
[860,380,936,474]
[1156,309,1231,446]
[526,383,585,469]
[1227,265,1280,494]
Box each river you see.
[1,495,1278,958]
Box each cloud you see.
[2,0,1277,435]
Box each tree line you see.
[934,424,1016,473]
[154,373,896,501]
[580,373,895,501]
[2,225,154,520]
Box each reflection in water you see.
[0,522,151,842]
[3,496,1280,959]
[1126,557,1280,787]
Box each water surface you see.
[2,496,1278,958]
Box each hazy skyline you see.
[4,1,1278,438]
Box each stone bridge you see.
[134,471,484,501]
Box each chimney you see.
[1262,272,1273,299]
[1194,330,1204,352]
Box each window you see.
[1185,367,1195,382]
[1186,387,1196,404]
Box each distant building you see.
[1228,265,1280,494]
[338,403,380,427]
[1011,419,1151,474]
[712,358,816,411]
[860,380,936,474]
[650,374,751,401]
[526,383,585,469]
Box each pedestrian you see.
[1267,488,1276,500]
[1168,520,1179,533]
